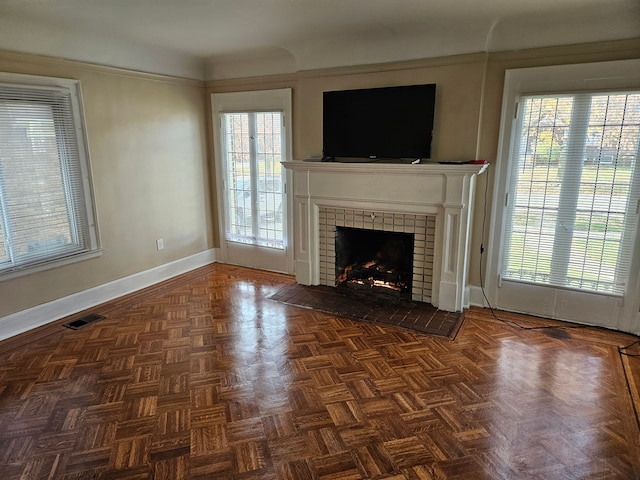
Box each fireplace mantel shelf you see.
[282,160,488,177]
[282,159,487,312]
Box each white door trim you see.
[211,89,294,274]
[485,59,640,334]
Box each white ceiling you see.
[0,0,638,80]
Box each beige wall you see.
[1,38,639,320]
[0,51,212,317]
[208,39,640,289]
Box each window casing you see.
[0,74,99,277]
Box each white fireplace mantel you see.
[282,161,488,312]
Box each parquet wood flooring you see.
[0,263,639,479]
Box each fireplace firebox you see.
[335,226,414,297]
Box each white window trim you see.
[0,72,100,280]
[486,59,640,334]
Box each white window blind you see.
[0,77,97,275]
[503,91,640,295]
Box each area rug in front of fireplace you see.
[270,283,464,339]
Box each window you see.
[0,74,98,276]
[502,91,640,295]
[222,111,285,249]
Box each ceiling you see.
[0,0,638,80]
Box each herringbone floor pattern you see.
[0,263,639,479]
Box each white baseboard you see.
[0,249,216,341]
[467,285,640,335]
[467,285,488,308]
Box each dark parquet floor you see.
[0,263,639,479]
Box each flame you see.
[337,259,406,293]
[351,278,402,292]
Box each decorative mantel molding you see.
[282,161,488,312]
[283,160,487,176]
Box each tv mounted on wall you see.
[322,83,436,161]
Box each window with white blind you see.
[502,91,640,295]
[0,74,98,277]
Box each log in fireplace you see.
[335,226,414,297]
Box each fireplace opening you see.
[335,226,414,298]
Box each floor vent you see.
[542,327,572,339]
[63,313,106,330]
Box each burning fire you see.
[351,279,402,291]
[337,261,404,292]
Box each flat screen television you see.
[322,83,436,161]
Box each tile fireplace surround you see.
[319,209,436,303]
[282,161,488,312]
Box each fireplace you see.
[282,161,488,312]
[318,208,436,303]
[335,226,414,297]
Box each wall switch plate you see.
[156,239,164,250]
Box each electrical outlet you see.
[156,238,164,250]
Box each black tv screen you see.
[322,83,436,160]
